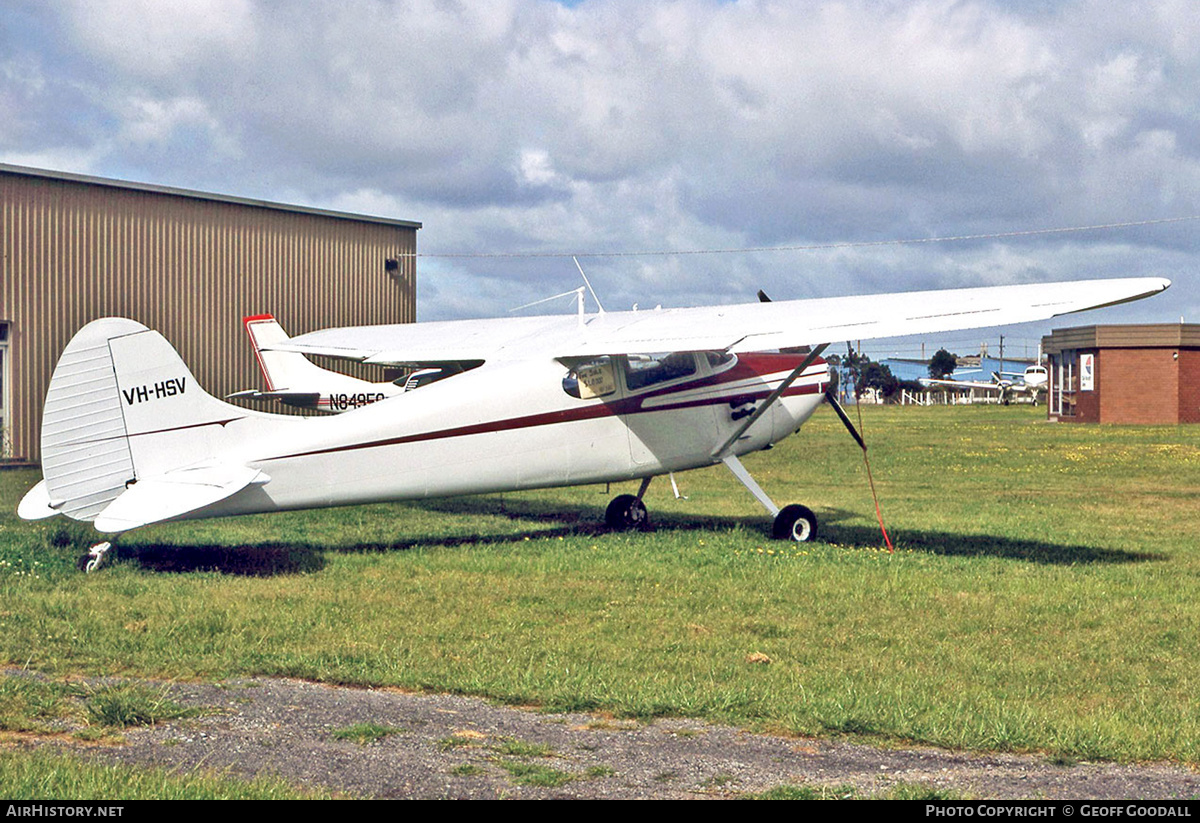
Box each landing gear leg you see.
[78,541,114,573]
[721,455,818,542]
[605,477,652,531]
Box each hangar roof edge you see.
[0,163,422,230]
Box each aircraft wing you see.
[919,377,1006,391]
[275,277,1169,365]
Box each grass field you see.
[2,404,1198,777]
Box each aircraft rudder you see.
[34,318,266,523]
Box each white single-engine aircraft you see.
[18,277,1169,571]
[227,314,437,412]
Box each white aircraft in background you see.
[1009,364,1049,392]
[920,363,1049,405]
[228,315,449,412]
[18,277,1168,571]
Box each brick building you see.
[1041,324,1200,424]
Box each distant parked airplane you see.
[921,363,1049,405]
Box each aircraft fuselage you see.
[213,352,827,517]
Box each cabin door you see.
[620,352,721,470]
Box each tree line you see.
[827,348,957,403]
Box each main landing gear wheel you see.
[605,494,649,531]
[772,504,818,542]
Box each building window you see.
[1051,349,1077,418]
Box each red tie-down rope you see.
[853,397,894,552]
[846,356,894,554]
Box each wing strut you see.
[712,343,829,460]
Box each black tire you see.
[605,494,649,531]
[772,504,818,542]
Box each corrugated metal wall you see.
[1,168,418,462]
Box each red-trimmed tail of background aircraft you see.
[18,277,1169,571]
[226,314,425,412]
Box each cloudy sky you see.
[3,0,1197,358]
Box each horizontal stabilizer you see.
[227,389,322,406]
[93,464,269,533]
[16,480,62,520]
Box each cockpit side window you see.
[624,352,698,392]
[563,356,618,399]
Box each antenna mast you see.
[573,256,605,314]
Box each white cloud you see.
[2,0,1198,324]
[118,95,240,157]
[60,0,257,79]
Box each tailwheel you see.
[605,494,649,531]
[78,541,114,573]
[772,504,818,542]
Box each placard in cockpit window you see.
[576,359,617,399]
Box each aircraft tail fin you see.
[30,318,279,525]
[244,314,341,392]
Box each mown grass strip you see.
[0,748,334,800]
[1,406,1198,765]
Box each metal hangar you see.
[1,163,421,462]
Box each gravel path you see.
[24,675,1200,799]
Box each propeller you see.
[756,286,865,451]
[823,389,866,451]
[755,286,888,548]
[826,339,892,551]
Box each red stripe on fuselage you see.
[260,354,827,463]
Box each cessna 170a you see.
[17,277,1169,570]
[227,314,440,412]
